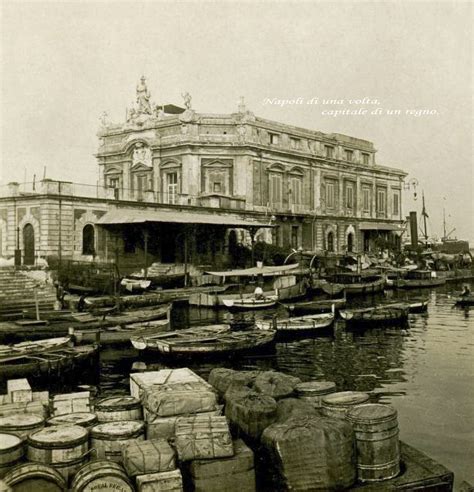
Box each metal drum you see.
[321,391,370,419]
[295,381,337,408]
[347,403,400,482]
[95,397,142,422]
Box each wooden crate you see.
[136,469,183,492]
[52,392,91,416]
[349,441,454,491]
[7,379,32,403]
[0,400,48,419]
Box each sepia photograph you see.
[0,1,472,491]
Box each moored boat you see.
[130,325,275,356]
[283,296,346,315]
[393,270,446,289]
[384,297,429,313]
[222,295,278,309]
[255,310,335,333]
[0,337,71,362]
[0,344,99,379]
[339,305,409,325]
[70,318,170,344]
[321,272,385,296]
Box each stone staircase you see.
[0,268,57,318]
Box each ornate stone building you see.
[0,78,406,271]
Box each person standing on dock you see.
[460,285,471,297]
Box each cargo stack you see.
[131,368,221,440]
[51,392,92,417]
[122,438,181,491]
[0,378,49,419]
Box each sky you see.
[1,0,472,241]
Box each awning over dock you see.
[206,263,299,277]
[96,209,273,228]
[358,222,401,231]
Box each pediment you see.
[131,163,152,172]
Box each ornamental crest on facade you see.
[132,142,152,167]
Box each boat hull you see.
[223,296,277,310]
[340,307,409,325]
[255,313,334,333]
[283,298,346,315]
[321,277,385,296]
[394,278,446,289]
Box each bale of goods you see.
[0,414,44,439]
[2,463,67,492]
[46,413,97,430]
[223,384,254,404]
[175,415,233,461]
[95,396,142,422]
[142,382,218,418]
[136,469,183,492]
[0,401,47,420]
[52,392,91,417]
[90,421,145,463]
[225,392,277,440]
[275,398,320,422]
[208,369,259,398]
[130,368,212,399]
[253,371,301,400]
[7,380,32,404]
[146,407,223,440]
[321,391,370,419]
[347,403,400,482]
[187,439,255,492]
[261,416,356,491]
[27,425,89,465]
[296,381,337,408]
[71,459,134,492]
[122,439,175,478]
[0,434,24,478]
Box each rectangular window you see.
[325,182,335,209]
[344,149,353,162]
[269,133,279,145]
[377,189,386,214]
[269,173,282,205]
[362,153,370,165]
[325,146,334,159]
[166,172,178,204]
[290,138,300,150]
[363,187,370,212]
[272,226,282,247]
[346,184,354,209]
[290,177,302,205]
[393,192,399,215]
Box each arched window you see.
[82,224,95,255]
[347,233,354,252]
[327,231,334,252]
[23,223,35,265]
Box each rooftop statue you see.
[182,91,192,110]
[137,76,152,115]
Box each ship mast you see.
[421,191,429,243]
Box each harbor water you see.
[11,281,474,488]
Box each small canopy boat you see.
[130,325,275,356]
[0,337,71,362]
[283,296,346,315]
[255,309,335,333]
[0,344,99,379]
[454,295,474,306]
[339,305,409,325]
[223,295,278,309]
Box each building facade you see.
[0,79,407,271]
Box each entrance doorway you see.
[23,223,35,265]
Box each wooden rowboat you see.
[454,295,474,306]
[255,310,335,333]
[393,270,446,289]
[0,344,99,379]
[384,298,429,313]
[339,305,409,325]
[130,325,275,356]
[71,318,170,345]
[283,297,346,315]
[321,274,386,296]
[223,295,278,309]
[0,337,71,362]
